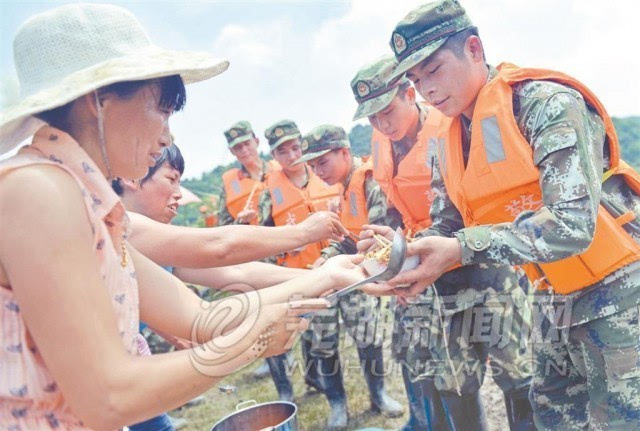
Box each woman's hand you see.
[318,254,366,290]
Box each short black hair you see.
[35,75,186,131]
[396,80,413,100]
[112,142,185,195]
[440,27,485,60]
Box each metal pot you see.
[210,400,298,431]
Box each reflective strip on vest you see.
[481,116,506,163]
[273,187,284,205]
[231,179,241,195]
[372,140,380,169]
[438,138,447,175]
[349,191,358,217]
[427,137,438,166]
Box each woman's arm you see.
[128,210,348,268]
[173,262,307,291]
[133,246,364,342]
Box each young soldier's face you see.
[406,37,485,118]
[307,149,351,186]
[272,138,303,172]
[368,91,417,141]
[230,137,260,166]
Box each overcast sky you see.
[2,0,639,179]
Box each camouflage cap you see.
[293,124,350,165]
[264,119,301,150]
[351,55,409,121]
[223,120,254,148]
[389,0,473,81]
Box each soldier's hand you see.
[299,211,348,243]
[237,208,257,224]
[391,236,461,298]
[357,224,394,253]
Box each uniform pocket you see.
[602,344,640,380]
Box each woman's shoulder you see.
[0,162,90,226]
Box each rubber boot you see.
[319,351,348,431]
[419,377,450,431]
[266,353,294,402]
[399,364,429,431]
[440,391,488,431]
[300,336,323,393]
[357,345,403,418]
[504,387,535,431]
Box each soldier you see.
[218,120,278,226]
[353,55,534,430]
[258,119,344,421]
[350,55,448,431]
[294,125,404,426]
[378,1,640,429]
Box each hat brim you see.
[228,133,255,148]
[269,132,301,150]
[388,37,448,83]
[352,86,399,121]
[0,47,229,154]
[292,148,333,166]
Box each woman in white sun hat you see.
[0,4,364,429]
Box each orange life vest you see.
[438,62,640,294]
[267,168,341,268]
[222,160,279,225]
[371,106,443,232]
[340,157,373,236]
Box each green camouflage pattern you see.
[350,55,409,121]
[424,66,640,425]
[223,120,254,148]
[389,0,473,81]
[264,119,301,150]
[531,303,640,429]
[294,124,350,165]
[403,271,532,395]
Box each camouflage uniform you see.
[389,1,640,428]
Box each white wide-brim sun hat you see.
[0,3,230,154]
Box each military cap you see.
[264,119,301,150]
[351,55,409,121]
[389,0,473,81]
[223,120,254,148]
[294,124,350,165]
